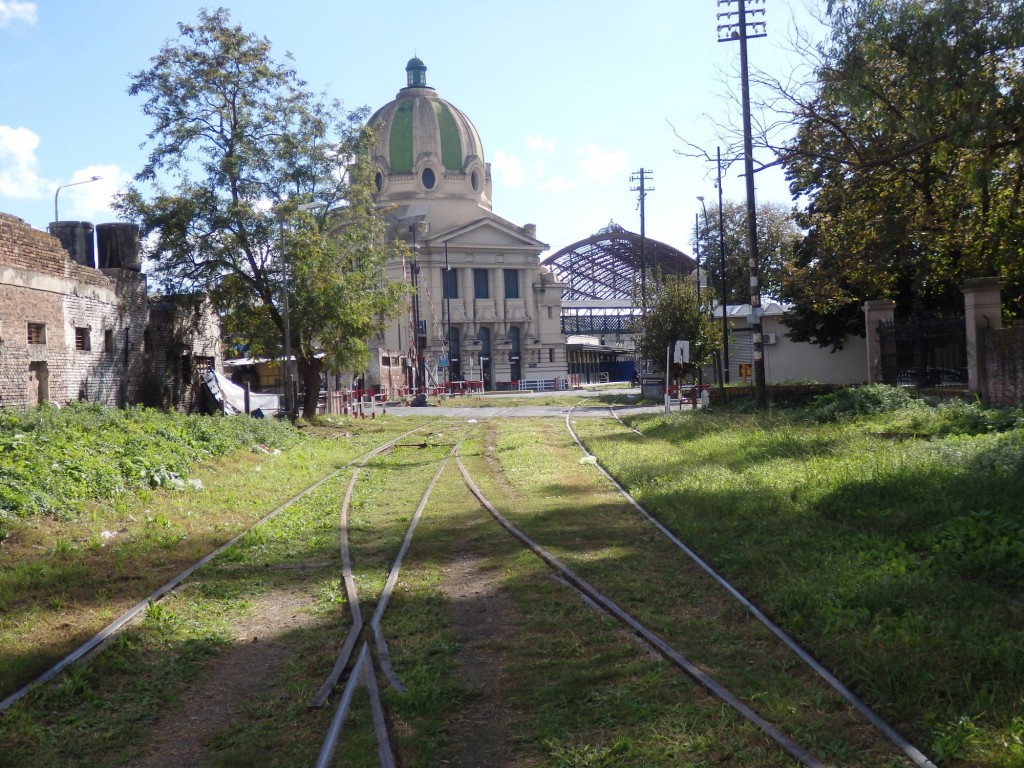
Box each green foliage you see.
[803,384,921,421]
[777,0,1024,347]
[117,8,408,418]
[632,273,718,379]
[0,402,301,540]
[695,199,802,304]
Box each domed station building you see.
[365,58,567,394]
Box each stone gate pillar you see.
[962,277,1003,398]
[862,300,896,384]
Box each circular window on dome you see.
[421,168,436,190]
[470,170,480,192]
[374,170,384,193]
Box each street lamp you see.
[53,176,102,223]
[279,200,325,419]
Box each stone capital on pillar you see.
[862,300,896,384]
[962,277,1003,396]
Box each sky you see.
[0,0,826,259]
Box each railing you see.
[879,313,967,388]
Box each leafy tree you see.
[694,199,802,305]
[633,273,719,381]
[116,7,407,417]
[771,0,1024,348]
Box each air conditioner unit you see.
[763,333,778,345]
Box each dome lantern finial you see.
[405,56,427,88]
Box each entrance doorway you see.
[27,362,49,406]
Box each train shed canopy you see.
[541,222,696,301]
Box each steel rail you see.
[363,642,397,768]
[455,450,826,768]
[311,432,468,707]
[370,451,453,692]
[310,468,367,708]
[0,425,428,716]
[564,408,938,768]
[315,641,371,768]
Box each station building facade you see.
[364,58,567,393]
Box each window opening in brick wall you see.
[104,329,115,353]
[27,322,46,345]
[75,327,91,351]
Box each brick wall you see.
[0,212,221,412]
[985,326,1024,406]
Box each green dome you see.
[368,60,485,178]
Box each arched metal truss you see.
[541,222,696,337]
[541,222,696,301]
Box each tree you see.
[694,199,802,305]
[115,8,407,417]
[771,0,1024,348]
[633,273,719,382]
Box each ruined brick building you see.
[0,212,221,411]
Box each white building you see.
[365,58,566,393]
[718,301,868,385]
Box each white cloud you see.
[492,149,531,188]
[0,125,51,198]
[576,143,629,187]
[525,135,555,155]
[538,175,576,194]
[57,165,131,222]
[0,1,37,27]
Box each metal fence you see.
[878,313,968,388]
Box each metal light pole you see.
[444,240,452,386]
[53,176,101,223]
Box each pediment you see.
[425,216,547,252]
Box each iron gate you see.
[878,313,967,388]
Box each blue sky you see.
[0,0,823,257]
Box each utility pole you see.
[630,168,654,312]
[717,147,730,385]
[718,0,767,407]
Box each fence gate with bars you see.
[878,313,968,388]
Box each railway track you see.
[2,407,939,766]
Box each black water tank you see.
[49,221,95,267]
[96,223,141,271]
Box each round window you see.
[470,170,480,192]
[421,168,436,190]
[374,170,383,193]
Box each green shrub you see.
[804,384,922,421]
[0,403,302,541]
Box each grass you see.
[3,391,1023,766]
[570,393,1024,767]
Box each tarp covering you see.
[202,370,280,416]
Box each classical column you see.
[961,277,1003,397]
[862,300,896,384]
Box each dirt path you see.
[128,588,320,768]
[440,548,541,768]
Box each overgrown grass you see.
[572,389,1024,767]
[5,392,1023,766]
[0,406,430,697]
[0,401,302,541]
